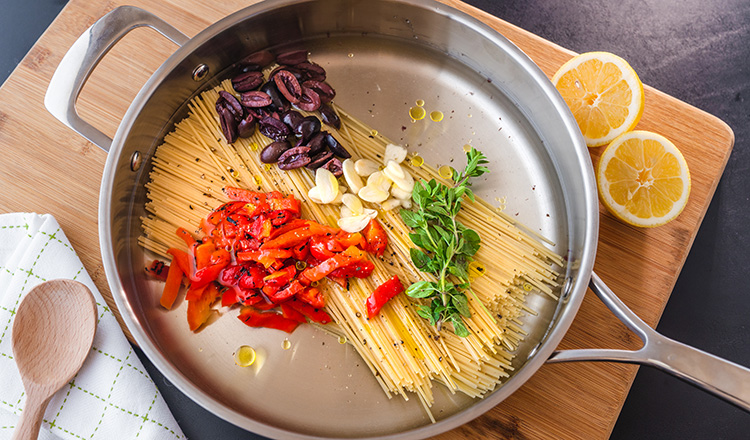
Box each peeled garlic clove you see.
[363,208,378,219]
[354,158,379,176]
[331,191,344,204]
[401,199,412,209]
[358,185,389,203]
[342,193,364,216]
[384,143,408,164]
[342,159,363,194]
[391,168,414,193]
[315,168,339,204]
[382,160,406,181]
[381,198,402,211]
[367,171,392,192]
[308,186,323,204]
[337,213,372,233]
[340,205,354,218]
[390,185,412,201]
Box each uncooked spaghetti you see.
[139,79,563,417]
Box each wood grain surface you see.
[0,0,733,439]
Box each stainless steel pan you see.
[45,1,750,438]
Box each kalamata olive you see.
[319,102,341,129]
[306,131,328,155]
[325,132,350,158]
[277,146,312,170]
[217,91,243,121]
[218,106,238,144]
[269,65,304,82]
[302,80,335,103]
[321,157,344,177]
[241,50,275,68]
[232,71,264,92]
[259,116,291,141]
[260,141,291,163]
[260,81,290,112]
[274,70,302,104]
[240,91,273,108]
[296,62,326,81]
[276,49,308,66]
[306,150,333,170]
[294,116,321,142]
[296,87,321,112]
[281,109,304,131]
[237,62,261,74]
[237,113,257,138]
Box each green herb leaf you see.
[400,147,490,337]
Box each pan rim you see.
[98,0,599,438]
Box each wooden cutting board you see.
[0,0,733,438]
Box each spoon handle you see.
[12,388,51,440]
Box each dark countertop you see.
[3,0,749,438]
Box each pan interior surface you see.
[104,1,594,438]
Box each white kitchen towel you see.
[0,213,185,440]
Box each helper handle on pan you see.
[548,272,750,412]
[45,6,188,152]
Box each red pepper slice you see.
[236,249,293,268]
[286,299,331,324]
[362,218,388,257]
[160,260,184,310]
[269,279,305,303]
[296,286,325,309]
[280,302,307,323]
[299,246,365,284]
[207,201,246,225]
[192,249,231,289]
[187,283,220,331]
[224,187,267,205]
[292,241,309,261]
[309,236,335,261]
[145,260,169,281]
[365,275,405,319]
[176,227,197,247]
[336,231,367,249]
[237,307,300,333]
[167,248,192,279]
[329,260,375,279]
[263,265,296,287]
[266,191,301,216]
[261,224,328,250]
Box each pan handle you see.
[548,272,750,412]
[45,6,189,152]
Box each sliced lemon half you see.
[552,52,645,147]
[597,130,690,227]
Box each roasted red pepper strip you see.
[286,299,331,324]
[268,279,305,303]
[329,260,375,279]
[176,227,197,247]
[206,201,246,225]
[266,191,301,216]
[160,260,183,310]
[365,275,405,319]
[237,307,300,333]
[263,265,296,287]
[280,302,307,323]
[167,248,192,278]
[292,241,309,261]
[296,286,325,309]
[187,283,219,331]
[193,241,216,270]
[236,249,293,268]
[309,236,335,260]
[145,260,169,281]
[192,249,231,289]
[299,246,365,284]
[261,223,330,250]
[224,187,267,205]
[336,231,367,249]
[362,218,388,257]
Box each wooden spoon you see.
[11,279,97,440]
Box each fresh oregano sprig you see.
[399,147,489,337]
